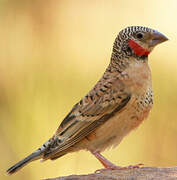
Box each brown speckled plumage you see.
[7,26,168,175]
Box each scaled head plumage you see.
[113,26,168,58]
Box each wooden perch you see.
[45,166,177,180]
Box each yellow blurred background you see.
[1,0,177,179]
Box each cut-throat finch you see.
[7,26,168,175]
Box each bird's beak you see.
[149,31,168,47]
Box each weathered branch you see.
[45,166,177,180]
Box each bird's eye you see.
[136,33,143,39]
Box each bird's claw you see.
[126,163,144,169]
[95,163,144,173]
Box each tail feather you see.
[6,150,41,175]
[6,140,51,175]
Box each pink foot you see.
[90,150,144,173]
[95,163,144,173]
[126,163,144,169]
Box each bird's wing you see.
[43,75,131,159]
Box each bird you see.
[7,26,168,175]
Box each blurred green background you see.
[1,0,177,179]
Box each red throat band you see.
[128,39,150,57]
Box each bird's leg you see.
[90,150,122,169]
[90,150,144,172]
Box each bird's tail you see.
[6,140,50,175]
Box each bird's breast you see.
[120,61,152,96]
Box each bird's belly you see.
[83,95,153,152]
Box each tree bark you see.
[45,166,177,180]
